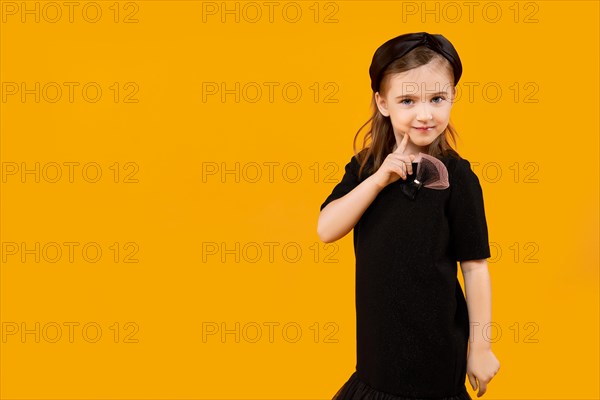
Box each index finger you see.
[394,132,410,154]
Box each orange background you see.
[1,1,598,399]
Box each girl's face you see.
[375,60,456,155]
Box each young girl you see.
[317,32,500,400]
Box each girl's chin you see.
[410,139,433,147]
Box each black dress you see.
[319,148,491,400]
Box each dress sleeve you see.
[319,153,361,212]
[447,158,492,262]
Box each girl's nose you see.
[416,106,433,121]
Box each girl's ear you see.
[375,92,390,117]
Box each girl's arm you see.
[461,258,500,396]
[461,258,492,350]
[317,174,384,243]
[318,133,416,243]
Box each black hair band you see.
[369,31,463,93]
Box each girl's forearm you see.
[317,174,384,243]
[462,260,492,351]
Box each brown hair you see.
[353,46,462,179]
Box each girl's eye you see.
[398,96,446,105]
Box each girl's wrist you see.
[367,172,387,191]
[469,342,492,353]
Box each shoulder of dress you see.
[351,148,373,167]
[438,155,474,180]
[350,148,374,180]
[354,147,370,160]
[450,158,483,189]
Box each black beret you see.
[369,31,463,93]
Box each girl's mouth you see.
[414,126,435,131]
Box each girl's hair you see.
[354,46,462,179]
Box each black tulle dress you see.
[319,149,491,400]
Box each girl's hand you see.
[372,132,416,189]
[466,347,500,397]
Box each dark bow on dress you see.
[400,153,450,200]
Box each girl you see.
[317,32,500,400]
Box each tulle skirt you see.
[332,371,472,400]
